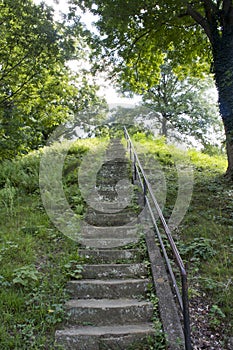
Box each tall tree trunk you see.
[213,33,233,178]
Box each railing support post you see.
[143,178,147,205]
[182,274,192,350]
[133,154,137,182]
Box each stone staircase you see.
[55,139,156,349]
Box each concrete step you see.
[105,152,127,160]
[67,279,150,299]
[78,249,142,263]
[80,237,139,248]
[89,192,133,208]
[97,158,128,171]
[81,225,138,239]
[55,323,155,350]
[81,263,147,279]
[65,298,154,326]
[85,208,137,226]
[87,200,133,212]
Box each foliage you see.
[0,179,17,216]
[12,265,39,289]
[0,137,105,349]
[73,0,233,177]
[62,260,83,279]
[131,132,232,346]
[0,0,104,160]
[106,78,223,149]
[142,64,223,147]
[74,0,212,91]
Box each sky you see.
[33,0,141,107]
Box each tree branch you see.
[127,29,152,56]
[0,75,35,106]
[0,53,30,82]
[186,4,214,44]
[0,58,41,106]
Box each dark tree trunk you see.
[161,114,168,137]
[213,33,233,178]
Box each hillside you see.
[0,134,232,349]
[132,133,232,349]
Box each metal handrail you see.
[124,126,192,350]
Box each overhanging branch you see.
[186,4,214,44]
[127,29,152,57]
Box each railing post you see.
[143,178,147,205]
[133,154,137,181]
[182,274,192,350]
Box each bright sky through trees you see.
[33,0,140,106]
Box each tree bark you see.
[212,32,233,178]
[161,114,168,137]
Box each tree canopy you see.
[141,64,223,148]
[73,0,233,177]
[0,0,103,159]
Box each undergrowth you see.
[132,132,232,348]
[0,132,232,349]
[0,137,107,349]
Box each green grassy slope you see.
[0,138,107,349]
[0,134,232,349]
[132,133,232,348]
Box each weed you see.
[62,260,83,279]
[178,237,216,263]
[0,179,17,216]
[12,265,39,289]
[209,304,226,327]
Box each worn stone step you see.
[67,279,150,299]
[78,249,142,263]
[80,237,139,248]
[88,199,132,210]
[65,299,154,326]
[105,153,127,160]
[97,158,128,171]
[55,323,155,350]
[81,263,147,279]
[106,144,125,150]
[89,193,133,208]
[85,208,137,226]
[81,225,138,239]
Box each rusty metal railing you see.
[124,126,192,350]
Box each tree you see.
[0,0,102,159]
[72,0,233,177]
[142,63,223,148]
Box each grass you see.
[132,132,232,346]
[0,137,107,349]
[0,132,232,348]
